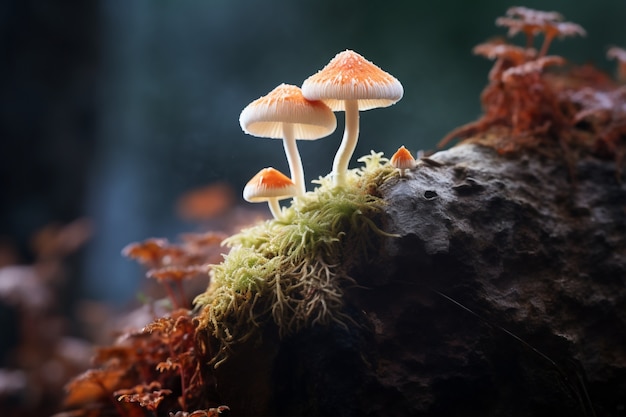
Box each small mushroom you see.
[301,50,404,187]
[390,145,417,177]
[239,84,336,196]
[243,167,298,219]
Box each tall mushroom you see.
[301,50,404,187]
[243,167,298,219]
[239,84,337,196]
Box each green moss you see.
[194,151,397,365]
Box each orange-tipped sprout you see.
[390,145,417,177]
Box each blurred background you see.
[3,0,625,306]
[0,1,624,412]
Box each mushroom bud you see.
[390,145,417,177]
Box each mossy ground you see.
[194,151,396,365]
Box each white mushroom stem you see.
[267,198,282,219]
[332,100,360,187]
[281,123,306,196]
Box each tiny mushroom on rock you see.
[243,167,298,219]
[301,50,404,187]
[390,145,417,177]
[239,84,337,196]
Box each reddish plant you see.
[496,6,585,56]
[116,381,173,414]
[60,233,229,417]
[439,6,625,172]
[63,308,221,416]
[122,232,226,309]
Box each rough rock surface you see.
[215,143,626,417]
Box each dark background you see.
[1,0,624,307]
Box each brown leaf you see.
[116,382,173,411]
[122,238,186,267]
[502,56,565,84]
[92,345,137,367]
[63,369,125,408]
[473,40,535,63]
[31,218,93,259]
[156,358,181,373]
[505,7,563,23]
[147,265,209,283]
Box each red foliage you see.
[116,382,173,412]
[59,232,230,417]
[122,239,188,270]
[439,6,626,174]
[62,307,226,417]
[122,232,226,309]
[495,6,585,56]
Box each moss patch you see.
[194,151,396,365]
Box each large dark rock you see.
[218,143,626,417]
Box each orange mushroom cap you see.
[239,84,336,140]
[243,167,298,203]
[301,50,404,111]
[390,145,417,171]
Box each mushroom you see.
[301,50,404,187]
[390,145,417,177]
[243,167,298,219]
[239,84,337,196]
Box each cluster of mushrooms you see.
[239,50,416,219]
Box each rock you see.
[215,143,626,416]
[353,143,626,416]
